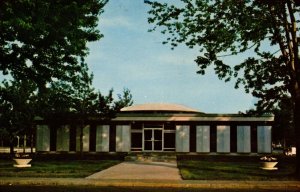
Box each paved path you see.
[86,161,182,180]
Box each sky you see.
[86,0,257,114]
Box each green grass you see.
[178,157,297,180]
[0,159,121,178]
[1,155,298,180]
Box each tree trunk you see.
[30,133,34,154]
[294,95,300,178]
[9,136,15,158]
[79,119,84,159]
[80,126,83,159]
[23,134,26,153]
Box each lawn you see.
[177,155,298,180]
[1,155,298,180]
[0,159,121,178]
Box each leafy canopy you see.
[0,0,108,89]
[0,79,37,137]
[43,68,134,121]
[147,0,300,112]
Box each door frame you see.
[142,127,163,152]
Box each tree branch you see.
[268,4,289,61]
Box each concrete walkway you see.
[86,161,182,180]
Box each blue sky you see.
[87,0,256,113]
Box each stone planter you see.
[13,158,32,168]
[260,161,278,170]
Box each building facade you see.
[35,103,274,154]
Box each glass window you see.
[164,133,175,148]
[131,132,142,148]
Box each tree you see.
[114,88,134,111]
[0,0,108,91]
[273,98,294,148]
[146,0,300,176]
[43,66,134,155]
[68,67,98,156]
[0,0,109,155]
[0,79,37,156]
[98,88,134,119]
[71,84,133,155]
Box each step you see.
[125,153,177,163]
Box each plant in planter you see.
[260,156,278,170]
[13,152,32,168]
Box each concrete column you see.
[196,125,210,152]
[116,125,131,152]
[96,125,110,152]
[217,125,230,153]
[176,125,190,152]
[237,126,251,153]
[56,125,70,152]
[36,125,50,151]
[257,126,272,153]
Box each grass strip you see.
[0,160,121,178]
[178,159,297,180]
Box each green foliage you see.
[273,98,295,146]
[98,88,134,119]
[44,69,134,121]
[0,79,37,137]
[0,0,135,153]
[0,0,108,89]
[0,67,133,151]
[147,1,300,175]
[146,0,299,113]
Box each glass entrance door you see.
[143,128,163,151]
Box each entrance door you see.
[143,128,163,151]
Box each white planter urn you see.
[13,158,32,168]
[260,156,278,170]
[261,161,278,169]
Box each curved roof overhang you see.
[117,103,274,122]
[121,103,201,113]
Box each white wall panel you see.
[36,125,50,151]
[176,125,190,152]
[56,125,70,151]
[257,126,272,153]
[196,125,210,152]
[217,125,230,153]
[116,125,131,152]
[96,125,110,152]
[237,126,251,153]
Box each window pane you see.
[144,130,152,140]
[144,141,152,150]
[154,141,162,150]
[131,133,142,148]
[154,130,162,140]
[164,133,175,148]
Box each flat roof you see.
[114,112,274,122]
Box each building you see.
[35,103,274,154]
